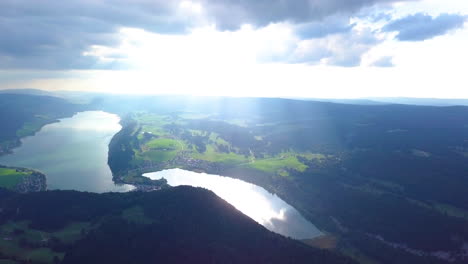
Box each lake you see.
[144,168,322,240]
[0,111,134,192]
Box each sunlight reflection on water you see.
[144,168,322,239]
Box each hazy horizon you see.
[2,87,468,102]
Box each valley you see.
[1,94,468,263]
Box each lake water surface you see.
[0,111,134,192]
[144,168,322,239]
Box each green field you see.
[0,221,84,263]
[138,137,185,163]
[124,112,327,176]
[145,138,182,150]
[191,144,248,165]
[140,150,178,163]
[15,115,55,138]
[245,153,308,176]
[0,168,30,189]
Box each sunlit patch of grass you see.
[191,145,248,165]
[145,138,180,150]
[209,133,230,147]
[138,137,185,163]
[132,112,171,124]
[142,150,178,163]
[0,221,88,263]
[245,152,308,176]
[16,115,53,138]
[0,168,30,189]
[140,125,168,137]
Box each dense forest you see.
[0,187,355,264]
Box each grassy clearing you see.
[133,112,189,164]
[141,150,178,163]
[145,138,180,150]
[133,112,171,124]
[138,137,185,163]
[245,153,308,176]
[140,125,169,137]
[0,221,84,263]
[191,145,248,165]
[209,133,230,147]
[16,115,53,138]
[0,168,30,189]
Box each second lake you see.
[144,168,322,240]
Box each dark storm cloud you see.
[0,0,416,69]
[200,0,416,30]
[295,16,355,39]
[383,13,467,41]
[0,0,189,69]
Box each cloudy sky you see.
[0,0,467,98]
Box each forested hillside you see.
[0,187,355,264]
[0,94,79,155]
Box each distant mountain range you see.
[293,97,468,106]
[2,88,468,106]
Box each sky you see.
[0,0,467,99]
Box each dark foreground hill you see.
[0,186,355,264]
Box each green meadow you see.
[0,168,30,189]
